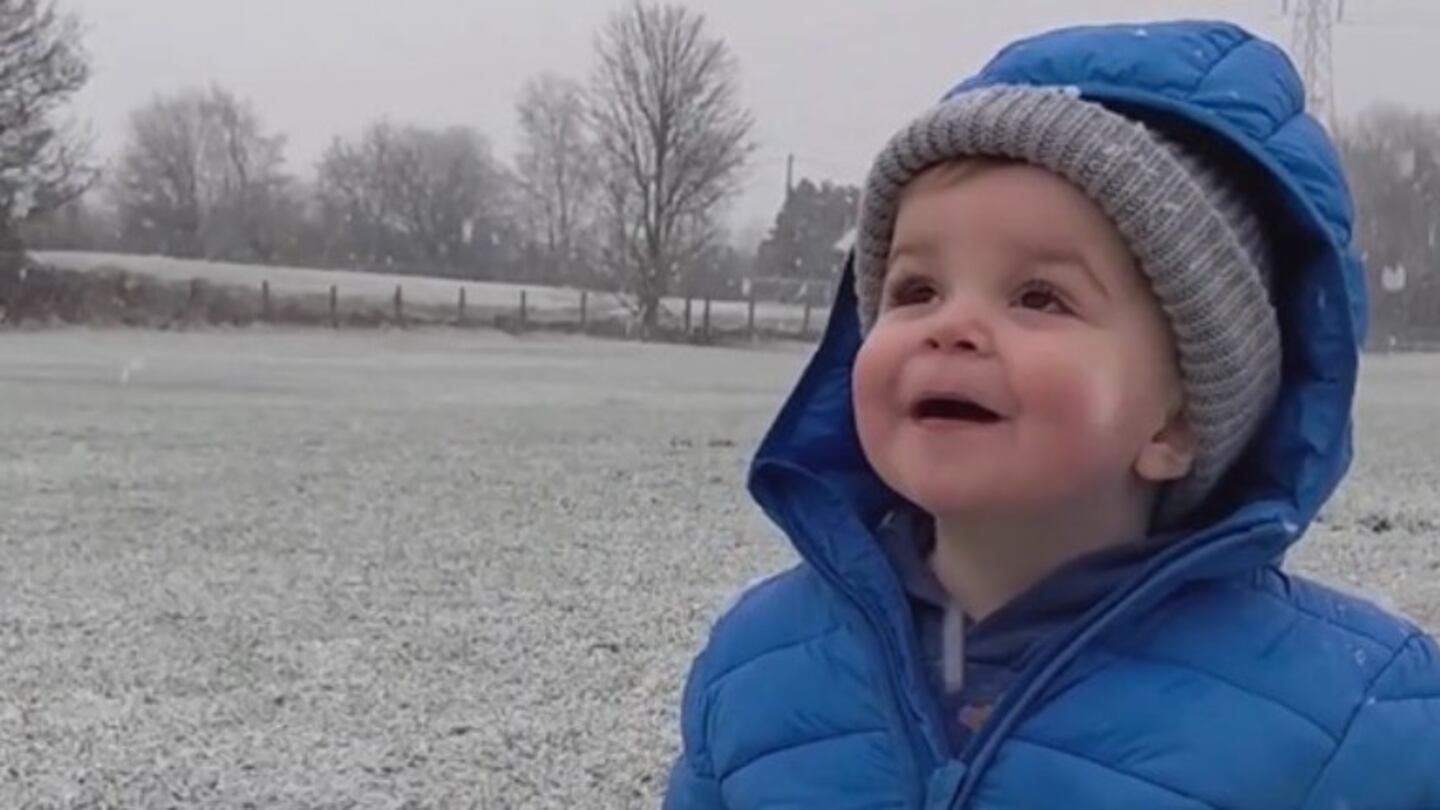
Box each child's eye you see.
[886,276,936,307]
[1013,280,1072,315]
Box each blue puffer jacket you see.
[663,19,1440,810]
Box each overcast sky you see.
[63,0,1440,238]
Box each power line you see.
[1282,0,1342,131]
[1275,0,1440,129]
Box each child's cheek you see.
[851,330,923,492]
[851,338,895,461]
[1023,359,1132,461]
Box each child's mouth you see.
[911,396,1003,425]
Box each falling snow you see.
[0,329,1436,806]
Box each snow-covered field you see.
[32,251,829,333]
[1,329,1436,808]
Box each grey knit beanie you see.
[854,85,1282,527]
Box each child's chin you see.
[903,486,1010,519]
[901,474,1075,519]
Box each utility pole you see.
[1282,0,1343,131]
[785,153,795,199]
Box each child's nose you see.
[922,304,994,355]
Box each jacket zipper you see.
[944,516,1282,808]
[757,458,1285,809]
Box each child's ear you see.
[1135,406,1195,483]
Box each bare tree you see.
[19,192,119,250]
[315,125,395,267]
[393,126,505,268]
[111,85,290,261]
[201,87,289,262]
[0,0,93,250]
[589,1,754,335]
[1339,104,1440,347]
[316,121,511,275]
[515,73,598,284]
[112,92,205,256]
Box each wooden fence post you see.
[684,296,693,334]
[187,278,202,323]
[580,290,588,331]
[458,286,467,326]
[329,285,339,328]
[702,297,712,342]
[747,285,757,340]
[393,284,404,326]
[519,290,528,330]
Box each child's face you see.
[853,161,1195,524]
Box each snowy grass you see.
[32,251,830,333]
[0,329,1435,807]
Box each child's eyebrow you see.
[885,238,1112,300]
[887,241,936,266]
[1022,245,1111,301]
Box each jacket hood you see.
[748,20,1365,589]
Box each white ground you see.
[32,251,829,331]
[1,329,1435,808]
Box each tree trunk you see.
[639,294,661,340]
[0,217,23,253]
[637,241,666,340]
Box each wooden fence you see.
[231,277,826,343]
[0,259,833,344]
